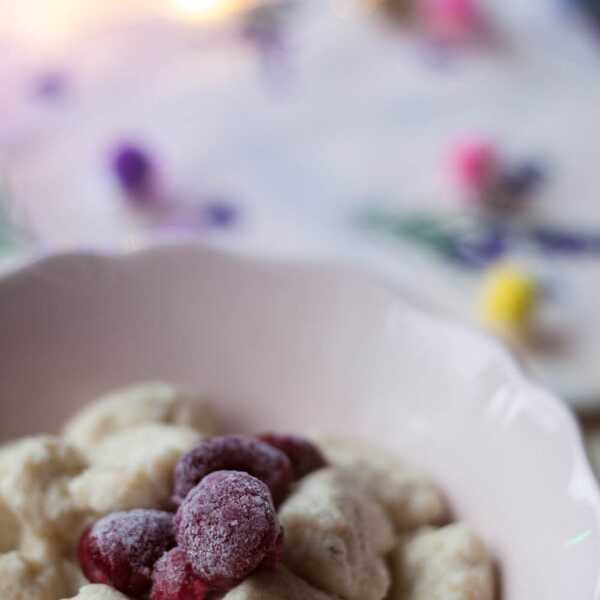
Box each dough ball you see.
[279,468,392,600]
[0,551,70,600]
[223,567,337,600]
[0,437,86,548]
[317,436,447,532]
[63,382,217,455]
[60,584,129,600]
[390,523,495,600]
[69,424,202,514]
[0,497,19,553]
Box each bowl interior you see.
[0,245,598,599]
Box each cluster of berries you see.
[78,434,326,599]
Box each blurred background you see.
[1,0,600,439]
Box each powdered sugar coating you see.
[172,436,292,506]
[78,509,175,596]
[260,529,285,569]
[258,433,327,480]
[150,548,209,600]
[174,471,282,591]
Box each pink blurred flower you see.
[448,138,499,198]
[420,0,482,43]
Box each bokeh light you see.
[170,0,258,23]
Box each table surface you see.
[1,0,600,408]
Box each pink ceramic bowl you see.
[0,244,598,598]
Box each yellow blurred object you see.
[170,0,258,22]
[479,264,537,337]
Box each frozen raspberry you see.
[78,509,175,596]
[172,435,292,506]
[174,470,282,591]
[258,433,327,480]
[260,529,285,569]
[150,548,210,600]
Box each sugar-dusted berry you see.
[258,433,327,480]
[78,509,175,596]
[150,548,210,600]
[174,470,282,591]
[172,435,292,506]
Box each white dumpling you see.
[390,523,495,600]
[69,423,202,514]
[223,567,338,600]
[0,551,71,600]
[0,496,19,553]
[63,382,217,455]
[0,436,86,549]
[60,584,130,600]
[279,468,393,600]
[316,436,447,532]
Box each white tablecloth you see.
[1,0,600,407]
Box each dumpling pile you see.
[0,382,495,600]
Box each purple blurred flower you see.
[242,3,288,51]
[111,143,156,204]
[242,17,282,52]
[532,227,600,254]
[158,200,240,235]
[204,201,239,227]
[498,160,545,199]
[241,2,294,85]
[449,227,508,268]
[35,71,67,100]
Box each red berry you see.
[150,548,209,600]
[260,529,285,569]
[174,470,282,591]
[258,433,327,480]
[172,435,292,506]
[78,509,175,597]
